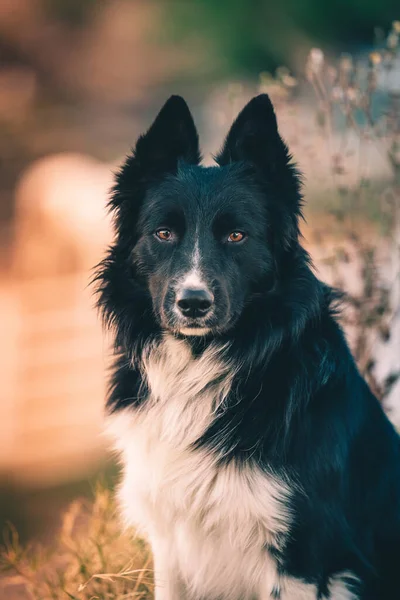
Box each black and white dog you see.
[96,94,400,599]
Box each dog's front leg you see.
[151,538,188,600]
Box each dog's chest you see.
[111,337,290,533]
[113,409,296,599]
[108,337,298,598]
[108,337,358,600]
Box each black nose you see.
[177,288,213,318]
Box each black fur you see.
[95,94,400,598]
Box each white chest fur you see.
[106,335,358,600]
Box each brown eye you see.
[228,231,245,243]
[155,228,173,241]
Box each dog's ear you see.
[216,94,288,170]
[216,94,302,246]
[135,95,201,172]
[110,95,200,221]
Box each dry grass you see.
[0,484,154,600]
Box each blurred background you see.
[0,0,399,589]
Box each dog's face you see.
[134,165,274,336]
[107,95,302,339]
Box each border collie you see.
[95,94,400,599]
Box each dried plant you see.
[0,484,154,600]
[304,21,400,401]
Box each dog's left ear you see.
[216,94,288,170]
[216,94,302,245]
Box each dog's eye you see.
[228,231,245,243]
[155,228,173,241]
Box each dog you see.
[95,94,400,599]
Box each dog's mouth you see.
[161,300,240,337]
[161,300,215,336]
[178,326,212,336]
[174,316,212,337]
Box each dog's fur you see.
[95,94,400,599]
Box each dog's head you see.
[99,95,304,342]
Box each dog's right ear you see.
[110,96,200,214]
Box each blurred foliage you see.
[164,0,397,75]
[302,28,400,399]
[43,0,99,27]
